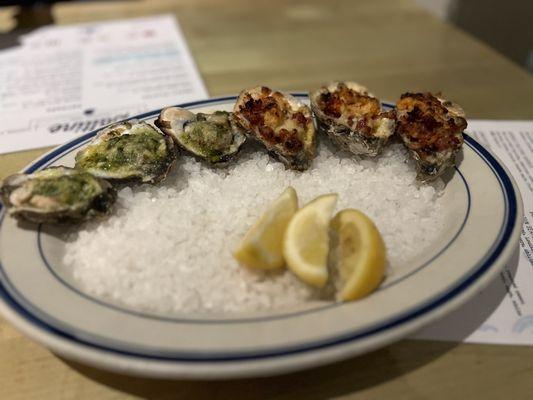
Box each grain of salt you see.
[63,142,446,314]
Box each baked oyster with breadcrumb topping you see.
[75,120,175,184]
[233,86,316,171]
[155,107,246,165]
[0,166,116,224]
[396,92,467,181]
[310,82,395,157]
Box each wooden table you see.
[1,0,533,398]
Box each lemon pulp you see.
[233,187,298,269]
[330,209,386,301]
[282,194,338,287]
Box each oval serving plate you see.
[0,95,523,379]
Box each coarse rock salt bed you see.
[63,142,447,315]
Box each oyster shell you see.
[0,166,116,224]
[396,92,467,182]
[75,120,176,184]
[155,107,246,164]
[233,86,316,171]
[310,81,395,157]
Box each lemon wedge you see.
[234,187,298,269]
[283,194,338,287]
[330,209,386,301]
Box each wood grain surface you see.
[1,0,533,398]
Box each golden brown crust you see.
[315,83,391,136]
[235,87,312,155]
[396,92,466,160]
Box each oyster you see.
[310,81,395,157]
[75,120,175,184]
[155,107,246,164]
[396,92,467,181]
[233,86,316,171]
[0,166,116,224]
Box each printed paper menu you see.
[413,120,533,345]
[0,15,208,154]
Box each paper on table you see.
[413,120,533,345]
[0,15,208,154]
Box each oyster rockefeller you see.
[75,121,175,183]
[155,108,246,164]
[0,167,116,224]
[0,83,468,312]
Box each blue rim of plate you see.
[0,95,519,362]
[2,95,470,326]
[33,167,470,325]
[32,96,472,324]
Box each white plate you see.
[0,95,523,379]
